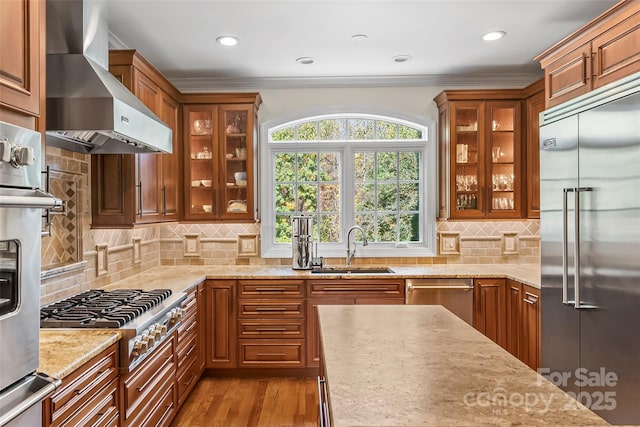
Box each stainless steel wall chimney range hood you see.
[46,0,172,154]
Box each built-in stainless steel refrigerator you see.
[540,76,640,424]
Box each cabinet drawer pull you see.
[185,344,197,358]
[255,327,287,332]
[74,370,106,395]
[255,287,288,292]
[257,353,286,357]
[524,295,538,304]
[254,307,288,312]
[183,372,196,387]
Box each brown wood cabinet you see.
[43,344,120,427]
[175,284,203,408]
[473,278,507,348]
[91,50,181,228]
[520,284,541,370]
[475,278,541,370]
[204,280,237,368]
[505,279,522,358]
[237,280,306,368]
[306,279,405,368]
[182,94,261,221]
[524,79,545,219]
[0,0,42,120]
[435,92,524,220]
[120,333,177,427]
[536,1,640,108]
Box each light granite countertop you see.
[39,330,121,379]
[97,263,541,291]
[38,263,540,381]
[318,305,608,427]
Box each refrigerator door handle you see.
[574,187,597,310]
[562,188,574,305]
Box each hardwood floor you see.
[171,377,319,427]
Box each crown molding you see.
[170,73,543,92]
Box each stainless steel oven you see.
[0,121,61,426]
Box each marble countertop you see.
[318,305,608,427]
[38,330,121,379]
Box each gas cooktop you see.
[40,289,172,328]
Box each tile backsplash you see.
[40,146,540,305]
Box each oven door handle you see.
[0,373,60,427]
[0,189,62,209]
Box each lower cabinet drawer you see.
[122,336,175,422]
[176,327,198,372]
[238,299,305,318]
[176,356,199,407]
[59,378,119,427]
[126,376,175,427]
[48,344,119,427]
[238,319,305,339]
[238,340,305,368]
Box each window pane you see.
[320,184,340,212]
[275,153,295,182]
[319,214,340,243]
[399,152,419,180]
[377,152,397,180]
[399,183,419,211]
[400,214,420,242]
[298,184,317,212]
[354,183,375,211]
[376,121,398,139]
[399,125,422,139]
[271,127,294,141]
[319,153,340,181]
[276,215,292,243]
[297,153,318,181]
[355,213,375,242]
[319,119,346,140]
[348,119,374,139]
[377,183,397,211]
[354,152,375,181]
[377,214,397,242]
[275,184,295,212]
[296,122,318,141]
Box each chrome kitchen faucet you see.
[346,225,368,267]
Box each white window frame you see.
[260,112,437,259]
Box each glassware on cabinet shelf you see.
[193,119,212,135]
[455,175,478,192]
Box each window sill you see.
[261,245,436,259]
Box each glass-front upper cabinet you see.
[488,104,518,216]
[185,106,216,218]
[220,105,252,218]
[451,102,484,217]
[436,91,523,219]
[183,97,258,221]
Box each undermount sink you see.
[310,267,395,274]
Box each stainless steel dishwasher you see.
[405,278,473,325]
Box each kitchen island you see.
[317,305,608,426]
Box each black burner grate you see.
[40,289,172,328]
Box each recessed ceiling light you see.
[216,36,238,46]
[296,57,315,65]
[482,31,506,41]
[351,34,368,40]
[392,55,412,63]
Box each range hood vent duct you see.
[45,0,172,154]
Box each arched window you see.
[260,113,436,258]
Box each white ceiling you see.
[106,0,618,92]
